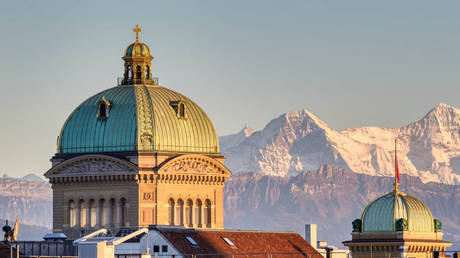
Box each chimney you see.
[305,224,317,249]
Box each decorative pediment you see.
[45,155,138,178]
[158,154,231,176]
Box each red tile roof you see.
[158,228,322,258]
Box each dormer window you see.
[170,100,186,119]
[179,103,185,118]
[97,96,111,119]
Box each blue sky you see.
[1,0,460,177]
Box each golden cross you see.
[133,25,142,41]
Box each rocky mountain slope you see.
[220,103,460,184]
[224,164,460,249]
[0,177,52,229]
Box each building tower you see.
[343,140,451,258]
[44,26,231,239]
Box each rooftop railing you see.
[117,77,159,86]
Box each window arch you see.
[120,198,127,226]
[136,66,142,83]
[89,199,96,227]
[78,199,85,228]
[168,198,175,225]
[99,199,106,226]
[196,199,202,228]
[146,65,150,79]
[169,100,186,118]
[176,199,184,226]
[127,65,132,79]
[204,199,212,228]
[186,199,193,227]
[179,103,185,118]
[69,200,76,227]
[97,96,111,119]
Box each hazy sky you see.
[1,0,460,177]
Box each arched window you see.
[97,96,111,119]
[205,199,212,228]
[168,198,175,225]
[136,66,142,83]
[110,198,116,227]
[120,198,127,226]
[79,200,85,228]
[179,103,185,118]
[176,199,184,226]
[146,66,150,79]
[99,103,107,118]
[100,199,106,226]
[196,199,202,228]
[127,65,132,79]
[90,199,96,227]
[69,200,76,227]
[186,199,193,227]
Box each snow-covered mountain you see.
[220,103,460,184]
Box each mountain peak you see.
[419,103,460,127]
[284,109,330,130]
[427,103,459,115]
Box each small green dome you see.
[361,191,434,232]
[125,41,151,57]
[58,85,219,154]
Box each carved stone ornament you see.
[143,192,152,200]
[54,156,137,175]
[163,159,215,174]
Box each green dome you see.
[58,85,219,154]
[361,191,434,232]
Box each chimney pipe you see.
[305,224,317,250]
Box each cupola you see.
[121,25,156,86]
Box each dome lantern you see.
[121,25,156,86]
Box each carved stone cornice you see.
[45,154,138,178]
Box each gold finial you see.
[133,25,142,42]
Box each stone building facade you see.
[44,26,231,240]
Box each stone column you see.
[96,202,101,228]
[75,204,81,228]
[116,201,122,228]
[105,202,112,228]
[85,201,91,229]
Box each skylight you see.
[185,236,198,246]
[222,237,236,248]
